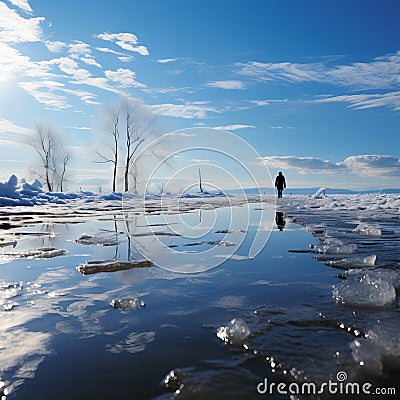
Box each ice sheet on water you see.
[77,259,152,275]
[110,298,146,310]
[332,272,396,308]
[75,233,119,246]
[315,242,357,254]
[353,223,382,236]
[216,318,250,345]
[325,255,376,269]
[351,322,400,373]
[2,247,67,259]
[306,223,326,234]
[345,267,400,289]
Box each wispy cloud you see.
[95,47,124,55]
[236,50,400,90]
[207,80,245,90]
[0,1,43,43]
[8,0,33,13]
[66,126,91,130]
[150,103,218,119]
[214,124,256,131]
[157,58,179,64]
[250,99,288,106]
[96,32,149,56]
[19,80,71,109]
[118,55,133,63]
[0,117,32,135]
[104,67,145,88]
[0,117,32,146]
[315,91,400,111]
[44,40,67,53]
[260,154,400,177]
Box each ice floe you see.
[351,322,400,373]
[1,247,67,259]
[216,318,251,345]
[353,223,382,236]
[75,233,119,246]
[332,271,397,308]
[110,298,146,310]
[77,259,152,275]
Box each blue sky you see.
[0,0,399,191]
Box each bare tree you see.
[123,102,155,192]
[58,152,70,192]
[28,124,70,192]
[96,110,120,192]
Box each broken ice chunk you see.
[77,259,152,275]
[217,318,250,345]
[2,248,67,259]
[353,223,382,236]
[351,323,400,373]
[326,255,376,269]
[332,273,396,308]
[110,298,139,310]
[316,243,357,254]
[76,233,119,246]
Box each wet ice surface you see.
[0,193,398,399]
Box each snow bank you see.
[0,175,105,207]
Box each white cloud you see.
[213,124,256,131]
[104,68,145,88]
[68,41,91,58]
[19,80,71,109]
[157,58,178,64]
[0,1,43,43]
[81,56,102,68]
[261,156,344,173]
[49,56,91,81]
[315,91,400,111]
[66,126,91,130]
[8,0,32,13]
[95,47,124,55]
[250,100,269,106]
[250,99,288,106]
[207,80,245,90]
[118,55,133,63]
[0,117,32,135]
[96,32,149,55]
[260,154,400,177]
[45,40,67,53]
[342,155,400,177]
[150,103,218,119]
[236,50,400,90]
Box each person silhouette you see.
[275,211,286,231]
[275,171,286,198]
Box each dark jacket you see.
[275,174,286,189]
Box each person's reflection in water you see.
[275,211,286,231]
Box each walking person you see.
[275,171,286,198]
